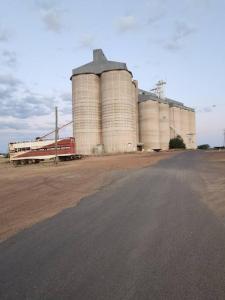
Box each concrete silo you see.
[169,106,182,139]
[101,70,136,153]
[180,108,190,148]
[72,74,101,155]
[71,49,137,154]
[139,99,160,151]
[133,80,139,143]
[188,109,196,149]
[159,102,170,150]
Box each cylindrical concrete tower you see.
[188,110,196,149]
[169,106,181,139]
[133,80,139,143]
[180,108,189,148]
[159,102,170,150]
[192,111,197,149]
[72,74,101,155]
[139,100,160,151]
[132,81,138,147]
[101,70,136,153]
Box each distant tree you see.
[197,144,210,150]
[169,135,186,149]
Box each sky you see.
[0,0,225,152]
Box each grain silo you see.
[188,109,196,149]
[101,70,136,153]
[169,106,182,139]
[138,92,160,151]
[159,102,170,150]
[180,108,190,148]
[71,49,137,154]
[133,80,139,143]
[71,74,101,155]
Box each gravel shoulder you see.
[198,150,225,221]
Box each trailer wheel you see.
[12,161,20,166]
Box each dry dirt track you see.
[0,151,225,300]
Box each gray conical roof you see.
[71,49,132,79]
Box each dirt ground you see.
[0,151,175,242]
[200,150,225,221]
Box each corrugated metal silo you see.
[101,70,136,153]
[139,100,160,150]
[159,102,170,150]
[72,74,101,155]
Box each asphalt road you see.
[1,151,225,300]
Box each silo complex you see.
[71,49,196,154]
[138,90,196,150]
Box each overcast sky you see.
[0,0,224,152]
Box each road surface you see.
[1,151,225,300]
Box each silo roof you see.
[138,89,161,102]
[138,88,194,110]
[138,89,195,111]
[71,49,132,79]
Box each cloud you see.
[0,26,10,42]
[60,92,71,102]
[164,21,196,51]
[1,50,17,67]
[0,74,21,88]
[196,105,216,113]
[58,92,72,114]
[0,119,28,130]
[41,9,63,32]
[145,0,167,26]
[79,34,95,49]
[0,74,54,118]
[116,15,138,32]
[148,12,165,25]
[36,0,64,33]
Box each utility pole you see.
[55,106,58,165]
[223,129,225,148]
